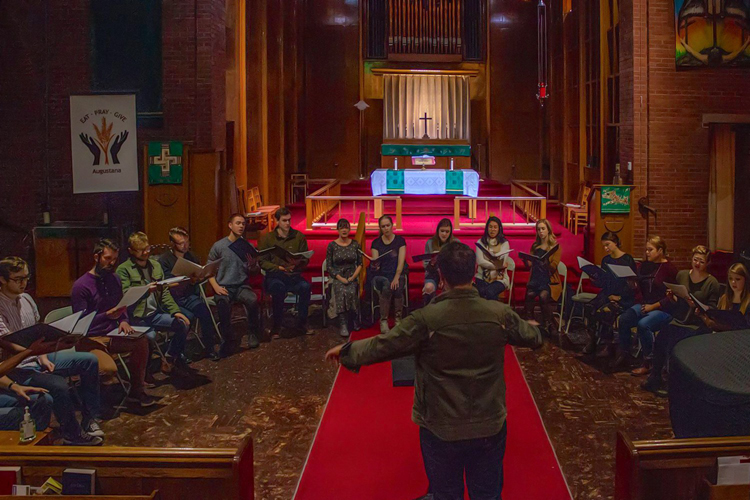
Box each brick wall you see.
[625,0,750,266]
[0,0,226,256]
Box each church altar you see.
[370,169,479,197]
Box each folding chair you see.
[552,261,568,344]
[497,258,516,306]
[565,272,597,334]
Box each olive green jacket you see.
[341,287,542,441]
[116,258,181,319]
[258,228,309,273]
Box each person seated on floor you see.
[369,215,407,334]
[642,262,750,396]
[326,219,362,338]
[325,242,542,500]
[117,232,192,374]
[71,239,158,407]
[422,218,459,307]
[613,235,678,374]
[583,232,638,356]
[259,207,313,337]
[474,216,510,302]
[0,337,75,432]
[208,213,261,351]
[521,219,562,333]
[0,257,103,445]
[158,227,221,361]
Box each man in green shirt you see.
[117,232,192,374]
[258,207,312,337]
[326,242,542,499]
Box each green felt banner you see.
[600,186,631,214]
[381,144,471,157]
[148,141,184,185]
[445,170,464,194]
[386,170,405,194]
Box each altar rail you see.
[513,180,561,204]
[306,195,403,230]
[509,182,549,223]
[615,431,750,500]
[305,180,341,229]
[454,195,545,229]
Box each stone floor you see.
[97,314,673,500]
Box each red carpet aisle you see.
[293,328,572,500]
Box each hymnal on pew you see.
[62,468,96,495]
[171,257,223,281]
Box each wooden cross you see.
[419,112,433,139]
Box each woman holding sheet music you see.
[582,232,638,355]
[642,262,750,396]
[613,236,678,374]
[522,219,562,332]
[370,215,407,334]
[422,218,459,306]
[474,216,510,301]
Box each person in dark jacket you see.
[325,242,542,500]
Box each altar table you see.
[370,169,479,197]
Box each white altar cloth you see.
[370,169,479,197]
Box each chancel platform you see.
[370,168,479,196]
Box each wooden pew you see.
[615,431,750,500]
[0,437,253,500]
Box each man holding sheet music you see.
[71,239,157,408]
[116,232,191,374]
[258,207,313,337]
[0,257,104,445]
[158,227,221,361]
[208,213,262,350]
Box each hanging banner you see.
[70,94,139,194]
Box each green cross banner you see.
[148,141,184,185]
[386,169,405,194]
[445,170,464,194]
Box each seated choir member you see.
[642,262,749,396]
[0,338,72,432]
[370,215,407,334]
[583,232,637,355]
[613,235,678,373]
[259,207,313,337]
[474,216,510,301]
[158,227,221,361]
[117,232,191,373]
[71,239,157,407]
[422,218,459,306]
[521,219,562,332]
[0,257,103,445]
[208,213,261,350]
[325,219,362,338]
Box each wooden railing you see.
[453,195,545,229]
[615,431,750,500]
[306,193,403,231]
[305,180,341,229]
[513,179,561,204]
[509,182,549,223]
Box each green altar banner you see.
[381,144,471,157]
[600,186,631,214]
[148,141,184,185]
[386,169,405,194]
[445,170,464,194]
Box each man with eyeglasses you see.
[116,232,192,375]
[158,227,221,361]
[0,257,103,445]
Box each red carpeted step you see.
[293,327,571,499]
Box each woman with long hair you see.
[422,218,459,306]
[370,215,408,334]
[474,216,510,301]
[326,219,362,338]
[582,231,638,355]
[642,262,750,395]
[522,219,562,331]
[613,235,678,373]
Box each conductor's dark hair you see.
[274,207,292,221]
[437,242,476,288]
[601,231,621,247]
